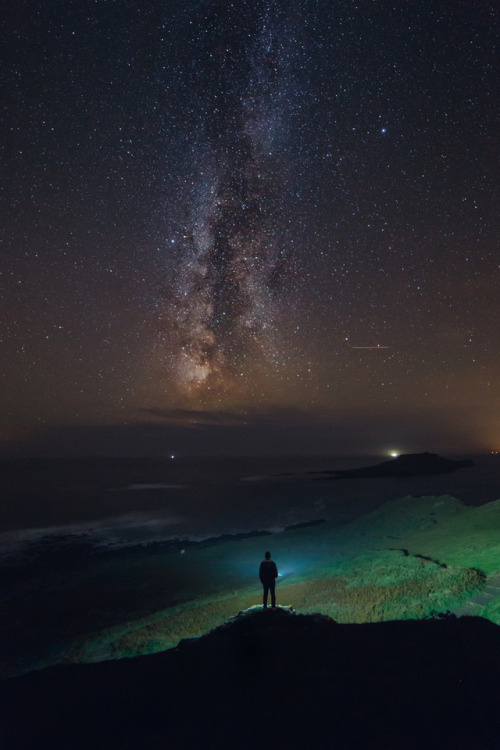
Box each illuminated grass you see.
[68,550,484,664]
[9,493,500,673]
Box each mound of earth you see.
[1,607,499,749]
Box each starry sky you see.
[2,0,499,456]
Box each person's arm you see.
[273,562,278,578]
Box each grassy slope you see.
[5,492,500,675]
[66,494,500,666]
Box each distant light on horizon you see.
[390,451,400,458]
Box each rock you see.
[1,609,499,749]
[316,452,474,479]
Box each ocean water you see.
[1,453,498,550]
[1,453,499,677]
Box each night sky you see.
[2,0,499,456]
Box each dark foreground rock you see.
[1,608,499,750]
[314,452,474,479]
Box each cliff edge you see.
[1,607,500,749]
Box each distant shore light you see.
[390,451,399,457]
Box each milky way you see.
[160,5,299,402]
[2,0,499,453]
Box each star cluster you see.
[2,0,499,452]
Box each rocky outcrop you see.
[1,607,499,749]
[315,452,474,479]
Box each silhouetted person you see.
[259,551,278,608]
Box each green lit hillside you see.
[63,494,500,669]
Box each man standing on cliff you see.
[259,551,278,608]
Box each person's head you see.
[265,551,271,559]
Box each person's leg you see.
[270,580,276,608]
[263,583,269,608]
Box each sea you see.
[2,453,499,547]
[1,453,499,676]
